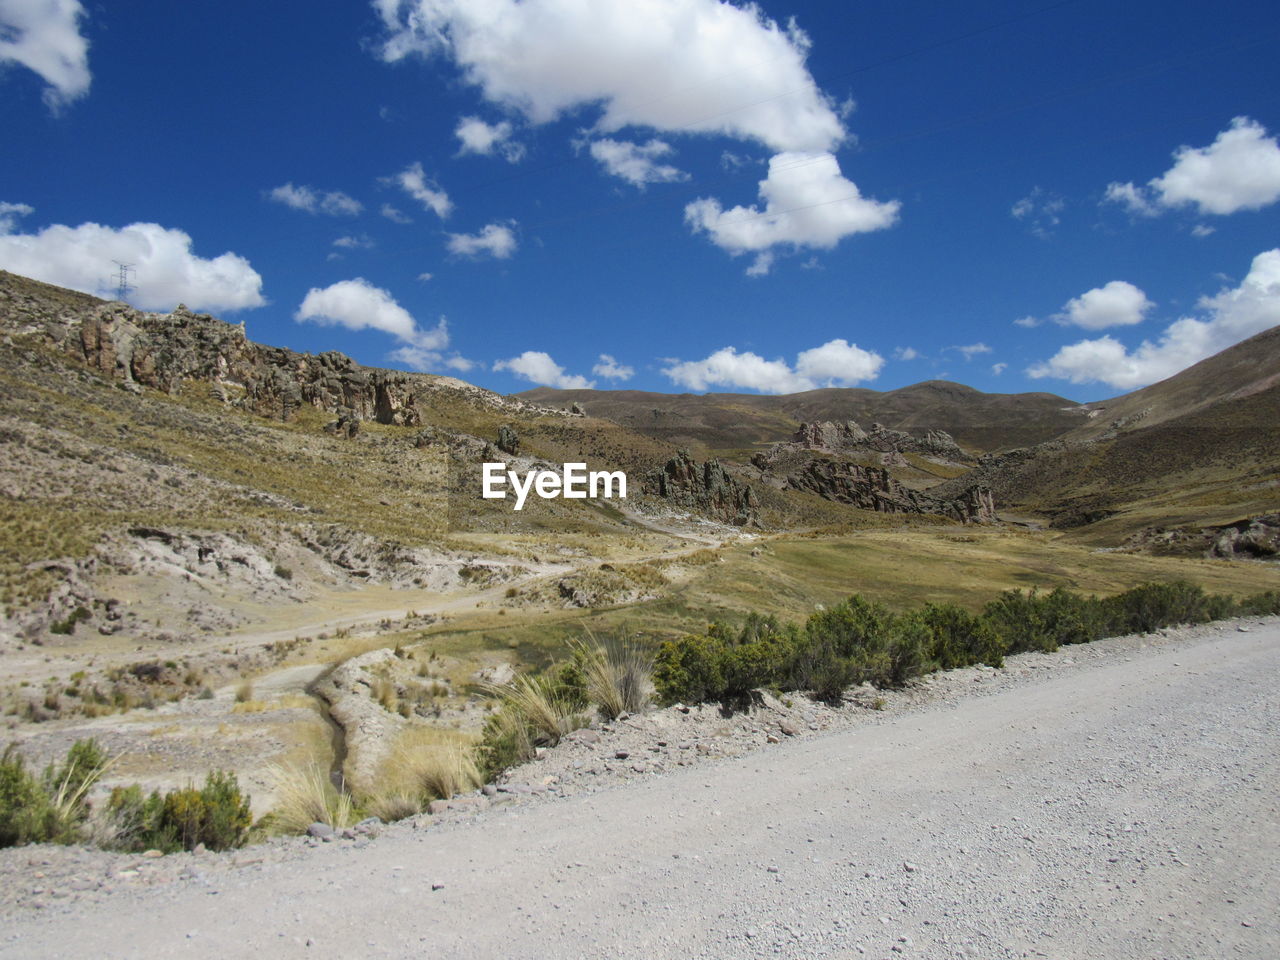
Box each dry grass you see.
[480,673,580,744]
[363,727,481,818]
[265,762,357,833]
[570,632,653,720]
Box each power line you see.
[111,261,135,303]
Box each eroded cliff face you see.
[782,458,995,523]
[792,420,970,463]
[642,451,759,526]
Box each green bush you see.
[0,740,109,848]
[1239,590,1280,616]
[653,632,727,706]
[106,771,252,852]
[1103,581,1219,634]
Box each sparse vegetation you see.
[0,740,110,847]
[653,581,1273,707]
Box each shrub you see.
[653,633,726,706]
[911,603,1004,669]
[476,672,586,779]
[107,771,252,852]
[1239,590,1280,616]
[1103,581,1219,634]
[1,740,110,848]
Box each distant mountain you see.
[519,381,1089,455]
[931,324,1280,544]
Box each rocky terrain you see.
[1,615,1275,959]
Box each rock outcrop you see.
[642,451,758,526]
[0,271,563,425]
[792,420,969,462]
[783,458,995,523]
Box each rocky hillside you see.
[520,380,1090,455]
[931,326,1280,551]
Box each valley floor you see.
[2,616,1276,959]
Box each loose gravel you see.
[1,616,1277,959]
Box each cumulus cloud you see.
[591,354,634,381]
[893,346,919,361]
[494,350,594,389]
[1011,187,1065,238]
[295,277,472,372]
[391,162,452,219]
[991,362,1007,375]
[1104,118,1280,217]
[685,152,898,274]
[0,209,264,312]
[663,338,883,394]
[0,0,90,109]
[455,116,525,162]
[953,343,992,360]
[446,221,517,259]
[588,139,687,188]
[375,0,844,154]
[1028,248,1280,390]
[1057,280,1153,330]
[268,183,363,216]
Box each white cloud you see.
[381,203,412,224]
[295,277,473,372]
[455,116,525,162]
[1056,280,1153,330]
[417,271,433,282]
[392,162,452,219]
[1014,315,1041,328]
[588,139,687,188]
[1103,181,1157,217]
[0,212,264,312]
[1152,118,1280,215]
[0,0,90,109]
[1028,248,1280,390]
[0,201,34,233]
[953,343,992,360]
[1104,118,1280,217]
[893,346,919,361]
[333,235,375,249]
[375,0,845,154]
[1191,224,1215,238]
[991,362,1007,375]
[685,151,898,273]
[662,338,883,394]
[268,183,363,216]
[591,354,634,381]
[446,221,517,259]
[494,350,594,389]
[1011,187,1064,237]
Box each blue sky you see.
[2,0,1278,402]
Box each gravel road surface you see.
[3,619,1277,960]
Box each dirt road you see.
[3,621,1277,960]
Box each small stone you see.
[482,784,498,796]
[431,882,444,891]
[766,865,779,873]
[141,849,164,859]
[614,750,630,760]
[427,799,451,815]
[779,720,800,737]
[904,862,918,873]
[306,822,335,839]
[766,734,780,744]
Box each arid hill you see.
[519,381,1090,455]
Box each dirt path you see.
[3,620,1276,959]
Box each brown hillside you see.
[520,380,1089,456]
